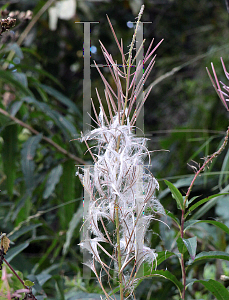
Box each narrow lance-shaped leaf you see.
[43,165,63,199]
[21,134,43,190]
[39,83,81,117]
[193,251,229,264]
[2,124,18,198]
[165,209,180,227]
[190,185,229,220]
[185,193,229,219]
[144,270,183,298]
[164,180,184,210]
[184,220,229,235]
[193,279,229,300]
[5,242,30,263]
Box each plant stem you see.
[179,127,229,300]
[115,199,124,300]
[184,127,229,207]
[180,209,186,299]
[114,9,145,298]
[3,258,27,289]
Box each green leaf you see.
[177,237,187,255]
[13,72,28,87]
[24,280,34,288]
[39,84,81,116]
[23,96,78,139]
[182,237,197,260]
[0,69,33,96]
[191,186,229,220]
[164,180,184,209]
[2,124,18,198]
[5,242,29,263]
[63,202,83,255]
[184,220,229,235]
[8,223,43,241]
[37,273,52,287]
[10,100,23,117]
[144,270,183,297]
[159,177,193,200]
[187,195,201,205]
[185,193,229,219]
[19,62,63,87]
[165,209,180,227]
[26,274,51,293]
[55,275,65,300]
[193,251,229,264]
[193,279,229,300]
[0,3,10,10]
[43,165,63,199]
[21,134,42,190]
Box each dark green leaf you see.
[63,202,83,255]
[5,242,29,263]
[0,69,33,96]
[194,251,229,263]
[144,270,183,297]
[8,223,43,241]
[193,279,229,300]
[186,193,229,219]
[21,134,42,190]
[182,237,197,260]
[37,273,52,286]
[165,209,180,227]
[26,274,47,293]
[55,275,65,300]
[23,96,78,139]
[10,100,23,117]
[39,84,81,116]
[59,160,77,228]
[43,165,63,199]
[2,124,18,198]
[164,180,184,209]
[177,237,187,255]
[191,186,229,220]
[184,220,229,235]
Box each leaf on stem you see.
[164,180,184,210]
[193,251,229,264]
[182,236,197,260]
[193,279,229,300]
[184,219,229,235]
[185,193,229,219]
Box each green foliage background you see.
[0,0,229,299]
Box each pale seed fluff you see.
[78,109,165,292]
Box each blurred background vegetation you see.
[0,0,229,299]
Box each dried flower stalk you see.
[78,6,164,299]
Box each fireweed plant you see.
[78,5,229,300]
[78,6,165,300]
